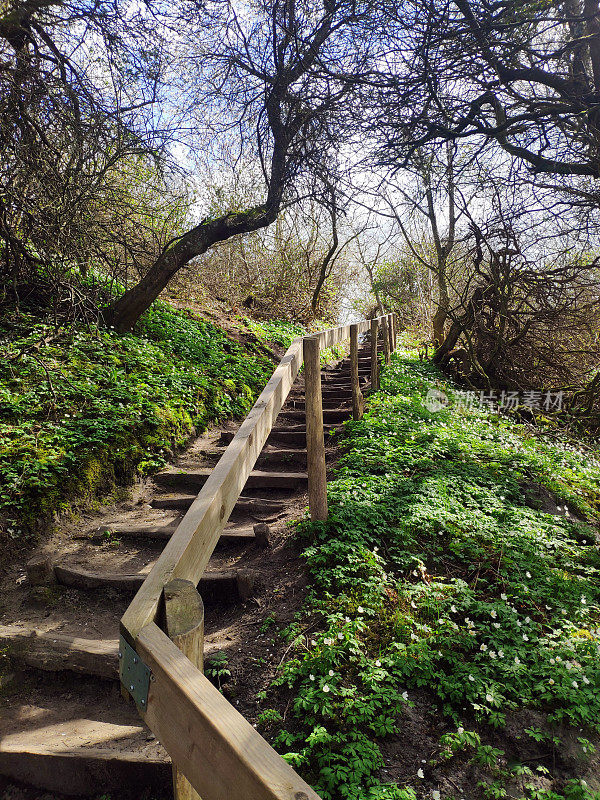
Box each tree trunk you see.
[432,274,449,348]
[104,202,282,332]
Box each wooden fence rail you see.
[120,313,396,800]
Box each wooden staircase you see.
[0,323,389,798]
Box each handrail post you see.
[350,324,363,420]
[164,579,205,800]
[303,336,328,521]
[389,314,395,352]
[382,315,391,365]
[370,318,379,390]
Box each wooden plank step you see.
[329,368,370,377]
[286,399,349,411]
[321,376,368,385]
[150,493,287,513]
[0,744,170,796]
[0,625,119,680]
[281,408,350,423]
[154,468,308,492]
[210,447,308,468]
[257,447,307,467]
[265,428,339,446]
[0,624,221,681]
[0,699,170,795]
[79,524,257,545]
[220,427,336,446]
[285,398,349,410]
[54,566,255,603]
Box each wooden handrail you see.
[120,314,395,800]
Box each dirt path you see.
[0,347,373,799]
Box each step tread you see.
[152,492,287,503]
[54,564,240,591]
[151,493,288,511]
[156,468,308,480]
[0,624,119,679]
[0,698,170,794]
[0,624,220,680]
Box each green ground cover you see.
[259,348,600,800]
[0,304,290,541]
[242,316,348,365]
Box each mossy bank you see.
[0,303,280,553]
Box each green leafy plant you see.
[205,651,231,691]
[256,348,600,800]
[0,302,273,539]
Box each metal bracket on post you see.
[119,635,151,710]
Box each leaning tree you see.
[104,0,374,331]
[1,0,375,330]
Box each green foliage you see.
[243,317,307,349]
[242,315,347,369]
[260,350,600,799]
[0,303,272,539]
[204,651,231,691]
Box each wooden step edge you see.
[0,625,119,679]
[0,744,171,796]
[151,494,289,511]
[54,565,261,602]
[154,469,308,490]
[0,624,221,681]
[78,526,259,545]
[210,446,308,458]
